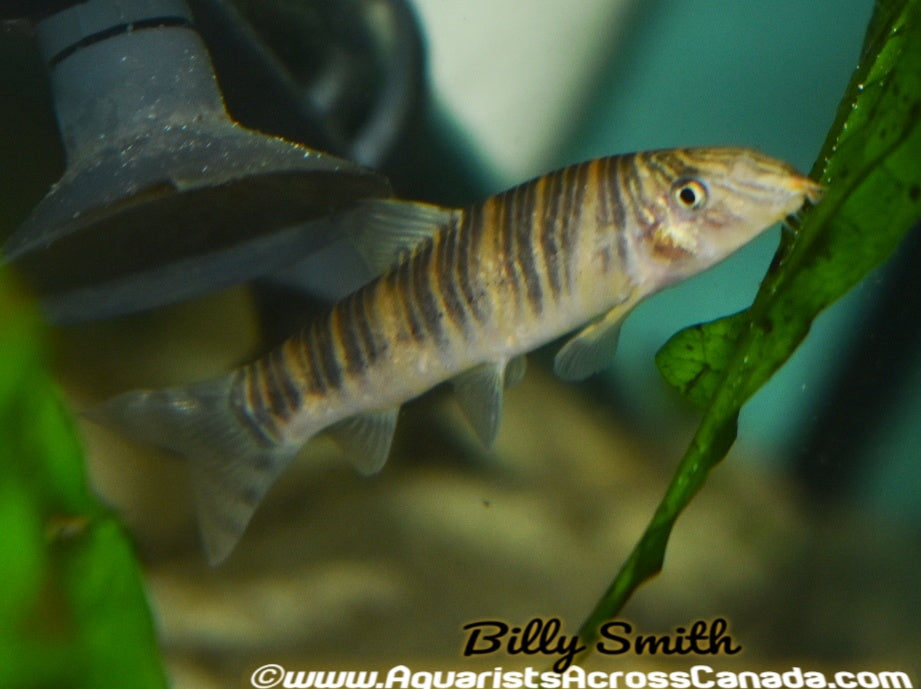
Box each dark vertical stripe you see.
[601,155,627,230]
[227,367,278,445]
[513,179,543,313]
[253,360,278,422]
[410,242,448,346]
[395,259,425,342]
[569,161,590,227]
[545,166,572,296]
[496,192,523,313]
[227,369,252,432]
[574,160,592,228]
[595,157,610,227]
[307,319,343,390]
[543,165,564,228]
[456,209,488,323]
[538,170,563,300]
[334,295,367,375]
[434,224,469,334]
[356,284,383,362]
[267,346,302,415]
[615,189,630,267]
[247,362,272,426]
[561,162,589,291]
[565,161,585,226]
[302,326,328,391]
[605,156,630,267]
[620,154,648,228]
[292,330,326,395]
[614,155,634,252]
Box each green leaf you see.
[657,0,921,406]
[577,0,921,664]
[0,269,168,689]
[654,312,748,408]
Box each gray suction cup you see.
[2,0,391,323]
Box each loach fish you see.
[89,147,822,564]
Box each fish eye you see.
[672,179,708,210]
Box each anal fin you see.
[504,355,527,388]
[451,361,511,447]
[326,408,399,476]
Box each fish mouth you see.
[759,156,824,206]
[790,174,825,205]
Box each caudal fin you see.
[87,376,302,565]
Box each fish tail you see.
[87,375,304,565]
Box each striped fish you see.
[90,147,822,564]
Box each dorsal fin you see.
[345,199,457,274]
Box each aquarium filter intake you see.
[2,0,391,323]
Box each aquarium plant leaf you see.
[577,0,921,663]
[0,268,168,689]
[657,0,921,405]
[653,311,748,408]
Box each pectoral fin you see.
[554,300,636,381]
[327,408,399,475]
[344,199,457,274]
[452,361,508,447]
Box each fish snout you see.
[791,174,825,205]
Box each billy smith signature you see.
[462,617,741,672]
